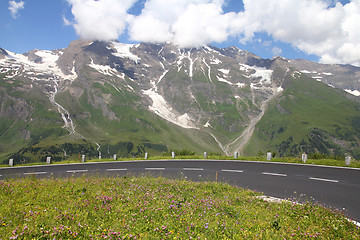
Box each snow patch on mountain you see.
[202,45,216,53]
[345,89,360,96]
[187,52,194,78]
[240,64,273,84]
[89,58,117,76]
[143,88,197,129]
[111,42,140,62]
[202,59,212,82]
[157,69,168,85]
[35,50,60,65]
[210,58,221,64]
[217,76,232,85]
[219,69,230,75]
[203,120,212,128]
[0,50,77,81]
[322,72,333,76]
[249,67,273,84]
[250,83,260,90]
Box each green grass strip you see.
[0,177,359,239]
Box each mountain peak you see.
[0,48,9,59]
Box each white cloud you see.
[171,3,234,48]
[231,0,360,66]
[66,0,137,41]
[62,15,72,26]
[65,0,360,66]
[128,0,233,48]
[272,47,282,56]
[8,1,25,19]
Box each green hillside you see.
[245,73,360,158]
[1,41,360,163]
[0,70,221,164]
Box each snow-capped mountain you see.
[1,40,359,163]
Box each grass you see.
[245,74,360,158]
[0,177,358,239]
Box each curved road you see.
[1,160,359,222]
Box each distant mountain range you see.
[0,40,359,163]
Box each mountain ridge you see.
[0,40,359,163]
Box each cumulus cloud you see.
[272,47,282,57]
[128,0,233,48]
[8,1,25,19]
[66,0,137,41]
[65,0,360,66]
[233,0,360,66]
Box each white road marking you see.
[309,177,339,183]
[145,168,165,171]
[183,168,204,171]
[66,170,88,173]
[222,169,244,173]
[23,172,47,175]
[106,169,127,171]
[262,172,287,177]
[350,219,360,227]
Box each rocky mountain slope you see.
[0,40,359,163]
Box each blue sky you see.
[1,0,359,66]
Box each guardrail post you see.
[145,152,148,160]
[204,152,207,159]
[234,152,238,159]
[302,152,308,163]
[46,157,51,165]
[267,152,272,161]
[9,158,13,167]
[172,151,175,159]
[345,156,352,166]
[81,155,85,163]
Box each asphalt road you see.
[1,159,359,221]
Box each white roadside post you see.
[9,159,13,167]
[46,157,51,165]
[113,154,117,160]
[145,152,148,160]
[81,155,85,163]
[302,152,308,163]
[99,152,101,160]
[204,152,207,159]
[234,152,238,159]
[172,151,175,159]
[345,156,352,166]
[267,152,272,161]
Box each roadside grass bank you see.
[1,155,359,169]
[0,177,359,239]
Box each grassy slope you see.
[0,177,358,239]
[55,75,221,157]
[244,74,360,157]
[0,74,68,161]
